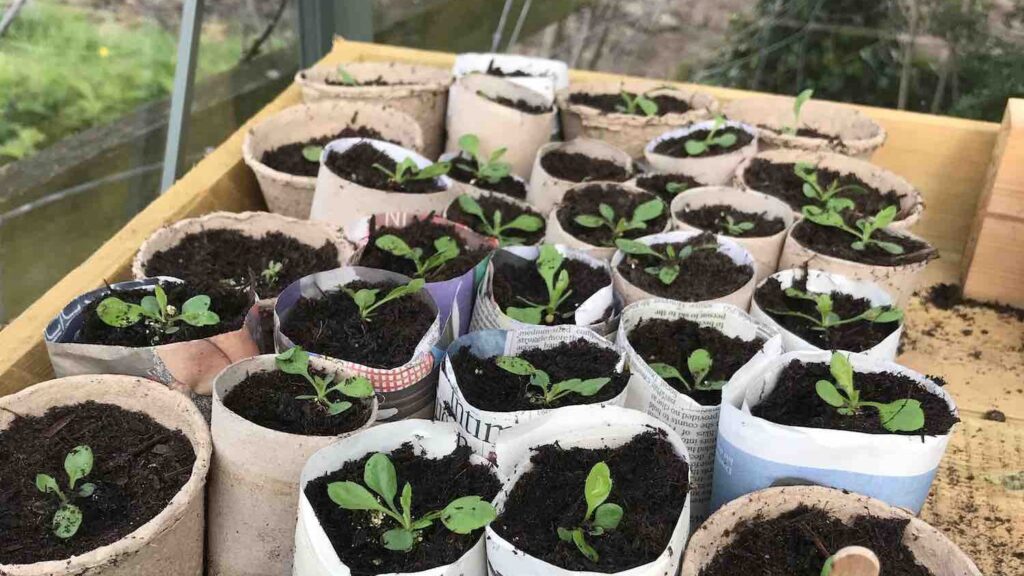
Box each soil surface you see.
[616,232,753,301]
[0,401,196,565]
[445,194,545,246]
[324,74,401,87]
[743,158,904,218]
[260,125,385,177]
[652,127,754,158]
[484,61,532,77]
[677,204,785,237]
[568,92,692,115]
[450,339,627,411]
[448,154,527,198]
[751,359,959,435]
[556,184,667,247]
[304,443,500,576]
[480,92,552,114]
[223,369,373,436]
[491,251,611,326]
[540,150,631,183]
[491,431,689,572]
[356,216,493,282]
[324,142,446,193]
[280,280,435,369]
[634,173,704,204]
[698,505,934,576]
[922,283,1024,322]
[791,220,934,266]
[628,317,765,405]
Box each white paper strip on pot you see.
[452,53,569,98]
[528,139,634,214]
[644,121,758,185]
[293,420,493,576]
[615,298,781,523]
[750,269,903,361]
[487,405,692,576]
[274,267,441,421]
[711,350,959,514]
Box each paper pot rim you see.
[782,221,936,270]
[535,138,634,183]
[557,81,720,126]
[319,137,453,191]
[553,181,672,250]
[295,61,453,96]
[644,119,759,156]
[669,186,796,237]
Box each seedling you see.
[301,145,323,163]
[335,65,358,86]
[374,235,461,279]
[614,238,717,285]
[261,260,283,286]
[276,346,374,415]
[373,157,451,185]
[455,194,543,247]
[815,352,925,432]
[342,278,425,322]
[683,116,738,156]
[616,90,658,116]
[556,461,623,562]
[327,452,496,552]
[97,284,219,335]
[664,181,690,196]
[765,286,903,332]
[717,214,755,236]
[801,204,905,255]
[572,198,664,247]
[793,162,865,212]
[505,245,573,325]
[649,349,725,391]
[456,134,512,184]
[35,445,95,539]
[496,355,610,405]
[782,88,814,135]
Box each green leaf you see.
[829,352,854,393]
[874,241,905,255]
[496,356,535,376]
[353,288,379,311]
[140,295,162,319]
[536,244,564,286]
[154,285,168,313]
[593,503,623,531]
[631,198,664,223]
[457,133,480,157]
[665,181,688,195]
[276,346,310,376]
[302,145,323,163]
[572,528,599,562]
[96,297,142,327]
[505,306,543,324]
[65,445,93,489]
[327,481,387,512]
[77,483,96,498]
[35,474,59,495]
[816,380,846,408]
[374,234,413,257]
[714,132,738,148]
[874,205,898,229]
[400,482,413,526]
[866,307,903,323]
[382,528,414,552]
[574,214,606,228]
[802,182,819,199]
[793,88,814,118]
[821,555,835,576]
[457,194,485,219]
[557,527,574,542]
[550,377,610,399]
[650,362,685,385]
[636,97,658,117]
[364,453,398,506]
[52,503,83,539]
[657,265,680,285]
[597,203,616,222]
[615,238,660,258]
[336,65,358,85]
[338,376,374,398]
[687,349,712,386]
[504,214,544,232]
[180,295,218,327]
[876,399,925,432]
[441,495,497,534]
[684,139,707,156]
[584,462,613,521]
[327,401,353,415]
[413,160,451,180]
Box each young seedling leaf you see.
[65,445,93,490]
[496,356,536,376]
[302,145,323,163]
[364,452,398,506]
[53,504,83,539]
[327,481,387,512]
[505,306,544,324]
[816,380,846,407]
[382,528,414,551]
[584,462,612,521]
[876,399,926,432]
[593,503,623,531]
[440,495,497,534]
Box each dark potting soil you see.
[568,92,692,115]
[222,369,373,436]
[303,443,500,576]
[634,173,705,204]
[491,431,689,572]
[484,60,532,77]
[356,216,493,282]
[557,184,668,248]
[280,280,435,369]
[652,127,754,158]
[743,158,903,217]
[0,401,196,565]
[324,142,445,193]
[260,125,386,177]
[791,220,934,266]
[324,74,401,87]
[754,276,901,352]
[540,150,631,183]
[616,232,753,301]
[447,153,528,199]
[698,505,934,576]
[628,317,765,406]
[492,252,611,325]
[678,204,786,237]
[922,283,1024,322]
[451,339,628,412]
[74,282,251,347]
[143,228,341,299]
[479,92,552,114]
[445,193,545,246]
[751,359,959,435]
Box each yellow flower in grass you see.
[98,46,110,58]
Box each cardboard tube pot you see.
[683,486,981,576]
[711,350,958,514]
[296,61,451,158]
[242,101,425,219]
[669,187,794,282]
[528,139,634,214]
[750,268,903,361]
[723,95,886,159]
[208,355,379,576]
[615,299,781,523]
[438,150,532,201]
[644,121,758,185]
[452,52,569,101]
[0,375,211,576]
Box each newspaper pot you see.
[445,74,556,179]
[486,405,692,576]
[528,138,634,214]
[711,350,959,513]
[615,299,781,522]
[683,485,981,576]
[438,150,532,201]
[669,187,794,282]
[452,52,569,100]
[242,101,425,218]
[207,355,379,576]
[644,120,758,185]
[722,95,886,159]
[750,268,903,361]
[293,420,495,576]
[274,267,441,421]
[296,61,451,158]
[558,81,718,158]
[0,375,211,576]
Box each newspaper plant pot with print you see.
[527,139,634,214]
[644,121,758,185]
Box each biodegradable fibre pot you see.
[669,187,794,282]
[558,81,719,159]
[274,266,441,421]
[751,268,903,361]
[644,120,758,185]
[528,138,634,215]
[722,95,887,159]
[444,73,556,179]
[452,52,569,101]
[296,61,451,158]
[712,350,958,514]
[615,298,781,523]
[435,325,630,458]
[293,419,494,576]
[309,138,457,229]
[438,151,532,201]
[0,375,211,576]
[682,486,981,576]
[486,405,692,576]
[242,101,425,218]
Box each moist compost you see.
[479,92,552,114]
[568,92,692,115]
[143,228,341,298]
[698,505,935,576]
[678,204,785,237]
[484,60,532,77]
[791,220,934,266]
[491,251,611,325]
[652,127,754,158]
[0,401,196,565]
[260,125,385,177]
[616,232,753,301]
[303,443,500,576]
[323,75,400,87]
[634,173,704,204]
[755,275,901,351]
[280,280,434,369]
[557,184,667,247]
[223,369,373,436]
[447,153,528,198]
[540,150,631,183]
[356,216,493,282]
[743,158,903,217]
[445,194,545,245]
[751,359,958,435]
[450,339,627,411]
[324,142,445,193]
[74,282,251,347]
[922,283,1024,322]
[491,431,689,572]
[628,317,765,405]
